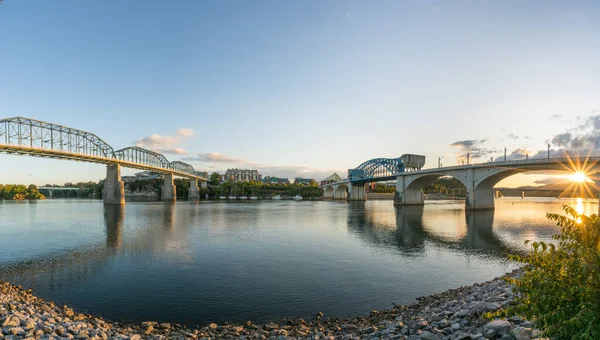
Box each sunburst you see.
[557,151,600,199]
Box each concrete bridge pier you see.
[162,173,176,202]
[188,179,200,200]
[465,168,495,211]
[103,164,125,205]
[394,175,424,206]
[348,184,367,201]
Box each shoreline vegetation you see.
[0,184,45,200]
[0,269,544,340]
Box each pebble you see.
[0,269,546,340]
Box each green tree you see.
[209,172,221,185]
[500,206,600,338]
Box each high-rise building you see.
[224,169,262,182]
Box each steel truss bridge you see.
[0,117,206,180]
[347,157,405,183]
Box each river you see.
[0,198,593,326]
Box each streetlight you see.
[504,147,507,162]
[547,143,550,160]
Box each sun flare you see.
[570,172,589,183]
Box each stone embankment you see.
[1,269,546,340]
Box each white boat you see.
[228,196,236,200]
[219,196,226,200]
[293,195,303,200]
[250,196,258,200]
[272,195,282,200]
[239,196,248,200]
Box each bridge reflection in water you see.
[345,202,521,259]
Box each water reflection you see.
[346,202,520,258]
[104,205,124,248]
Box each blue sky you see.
[1,1,599,186]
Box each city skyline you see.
[1,1,600,187]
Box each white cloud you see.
[177,128,194,137]
[133,128,195,155]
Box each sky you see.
[1,0,600,187]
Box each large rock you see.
[510,327,532,340]
[419,331,439,340]
[483,320,512,335]
[471,302,500,316]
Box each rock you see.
[510,327,532,340]
[341,324,358,331]
[453,334,472,340]
[2,317,20,327]
[208,323,218,330]
[416,320,429,329]
[471,302,500,315]
[452,323,461,331]
[265,323,280,331]
[144,325,153,335]
[483,329,496,339]
[419,331,438,340]
[130,335,141,340]
[483,320,512,336]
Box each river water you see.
[0,198,593,325]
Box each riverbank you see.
[1,269,544,340]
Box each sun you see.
[570,172,589,183]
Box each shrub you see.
[504,205,600,339]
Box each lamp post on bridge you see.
[504,147,507,162]
[548,143,550,160]
[466,153,470,165]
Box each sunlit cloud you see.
[133,128,195,155]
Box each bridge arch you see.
[349,158,404,182]
[334,184,349,200]
[113,147,171,170]
[324,186,334,199]
[396,172,467,206]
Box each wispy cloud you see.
[507,133,519,140]
[183,151,342,180]
[182,152,248,163]
[133,128,195,155]
[449,139,496,162]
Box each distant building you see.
[320,173,342,186]
[225,168,262,182]
[135,171,163,180]
[262,176,290,185]
[294,177,314,185]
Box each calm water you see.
[0,198,593,325]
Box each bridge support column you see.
[188,179,200,200]
[465,168,495,210]
[394,175,424,206]
[348,184,366,201]
[103,165,125,205]
[162,173,176,202]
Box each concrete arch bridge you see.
[0,117,208,204]
[321,156,600,210]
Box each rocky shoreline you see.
[1,269,545,340]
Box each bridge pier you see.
[103,164,125,205]
[348,184,366,201]
[162,173,176,202]
[188,179,200,200]
[394,175,425,206]
[465,168,495,210]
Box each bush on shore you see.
[501,206,600,338]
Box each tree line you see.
[0,184,45,200]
